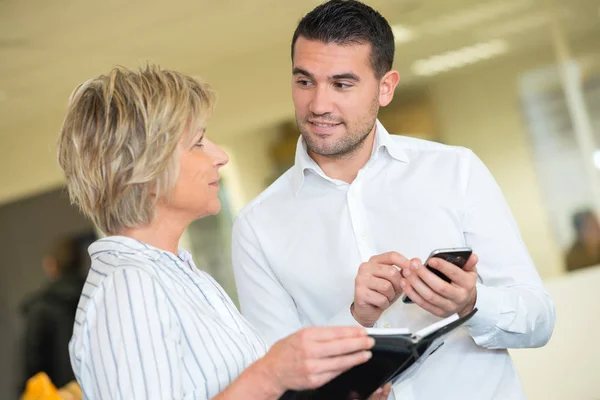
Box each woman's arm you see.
[77,267,375,400]
[215,326,374,399]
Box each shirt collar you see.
[291,119,409,195]
[89,235,192,262]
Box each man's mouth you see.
[308,120,342,128]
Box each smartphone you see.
[401,247,473,304]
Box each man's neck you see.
[309,126,377,184]
[118,208,189,255]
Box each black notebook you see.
[280,308,477,400]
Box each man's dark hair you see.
[46,236,76,274]
[291,0,395,79]
[573,209,594,236]
[46,232,95,275]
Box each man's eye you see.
[297,79,312,87]
[334,82,352,89]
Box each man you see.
[566,208,600,271]
[20,235,86,392]
[232,1,555,399]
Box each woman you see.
[57,66,390,399]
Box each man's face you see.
[291,37,385,158]
[582,214,600,244]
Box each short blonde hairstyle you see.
[57,65,215,234]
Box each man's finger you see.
[369,251,411,270]
[381,382,392,397]
[462,253,478,272]
[409,270,456,310]
[364,290,391,310]
[400,258,422,279]
[362,264,403,292]
[366,275,396,302]
[427,258,474,288]
[401,279,448,317]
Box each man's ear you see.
[378,70,400,107]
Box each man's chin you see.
[306,142,343,157]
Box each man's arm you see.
[400,150,555,349]
[233,214,409,342]
[460,150,555,349]
[232,216,304,345]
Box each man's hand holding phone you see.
[400,253,479,318]
[350,252,410,327]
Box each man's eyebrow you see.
[331,73,360,81]
[292,68,360,82]
[292,67,314,79]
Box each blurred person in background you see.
[232,1,555,400]
[57,65,390,399]
[566,208,600,271]
[20,236,86,393]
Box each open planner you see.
[280,308,477,400]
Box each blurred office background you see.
[1,0,599,398]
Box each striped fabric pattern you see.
[70,236,268,399]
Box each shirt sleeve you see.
[232,215,305,346]
[460,150,556,349]
[77,267,209,399]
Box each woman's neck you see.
[118,208,189,254]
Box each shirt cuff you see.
[464,282,502,344]
[327,304,363,327]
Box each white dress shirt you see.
[232,120,555,400]
[70,236,267,400]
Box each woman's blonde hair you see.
[57,65,215,234]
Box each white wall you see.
[510,266,600,400]
[220,125,280,213]
[428,54,565,278]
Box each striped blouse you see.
[69,236,268,399]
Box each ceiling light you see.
[476,9,564,38]
[391,24,417,44]
[424,0,534,34]
[594,150,600,169]
[411,39,509,76]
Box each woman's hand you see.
[259,326,374,393]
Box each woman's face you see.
[165,125,229,220]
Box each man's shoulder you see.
[389,134,473,159]
[235,166,297,223]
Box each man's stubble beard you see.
[297,95,380,160]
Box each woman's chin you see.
[200,200,222,217]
